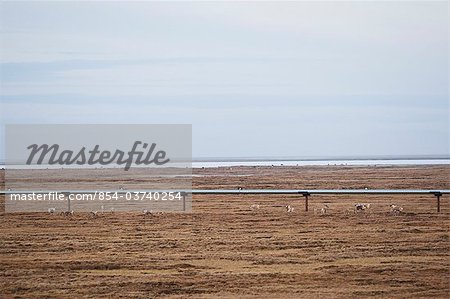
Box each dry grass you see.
[0,166,449,298]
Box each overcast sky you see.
[0,1,448,159]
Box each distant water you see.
[2,158,449,169]
[192,159,450,168]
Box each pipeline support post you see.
[182,192,186,212]
[433,192,442,213]
[302,192,310,212]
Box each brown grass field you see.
[0,165,449,298]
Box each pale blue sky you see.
[0,1,448,159]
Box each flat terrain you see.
[1,166,449,298]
